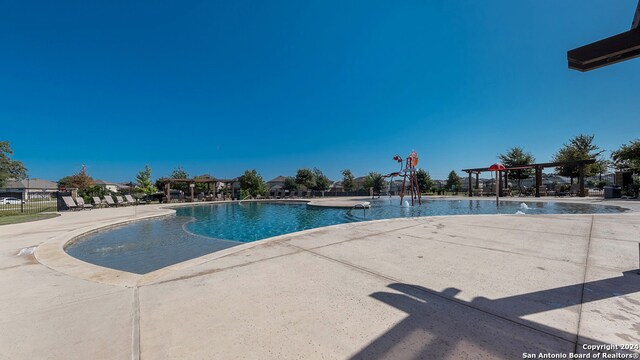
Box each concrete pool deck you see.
[1,197,639,359]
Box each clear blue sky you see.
[1,1,639,182]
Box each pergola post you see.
[165,183,170,202]
[578,162,586,197]
[504,171,509,195]
[535,167,542,197]
[475,173,479,190]
[467,172,473,197]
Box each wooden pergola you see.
[155,176,238,202]
[462,159,596,198]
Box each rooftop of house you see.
[267,176,287,183]
[1,178,58,190]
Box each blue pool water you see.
[65,198,625,274]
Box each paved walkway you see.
[1,198,639,359]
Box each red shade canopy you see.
[488,163,505,171]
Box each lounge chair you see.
[92,196,104,208]
[519,186,534,196]
[124,194,137,205]
[554,185,568,197]
[115,195,130,206]
[75,197,93,210]
[103,195,117,207]
[62,196,79,211]
[538,186,548,196]
[569,184,581,196]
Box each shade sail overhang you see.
[568,28,640,72]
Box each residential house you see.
[353,176,368,191]
[0,178,58,199]
[94,180,128,193]
[266,176,286,191]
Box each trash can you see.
[604,186,621,199]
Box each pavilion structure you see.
[155,176,238,202]
[462,159,596,198]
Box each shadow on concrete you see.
[351,271,640,360]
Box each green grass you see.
[0,213,59,225]
[0,204,57,215]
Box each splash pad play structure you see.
[385,151,422,206]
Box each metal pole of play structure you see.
[489,163,505,208]
[495,170,499,206]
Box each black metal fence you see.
[266,189,372,199]
[0,190,59,215]
[583,173,617,197]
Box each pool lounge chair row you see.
[62,195,139,211]
[529,184,581,197]
[62,196,93,211]
[92,194,138,208]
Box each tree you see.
[58,166,94,190]
[311,168,331,192]
[136,165,156,195]
[295,168,315,190]
[611,139,640,174]
[193,174,214,194]
[363,172,385,198]
[283,176,298,191]
[416,169,433,194]
[445,170,461,192]
[171,167,188,179]
[169,167,189,192]
[238,169,266,197]
[80,184,108,201]
[59,166,99,202]
[341,169,355,192]
[0,141,27,187]
[498,147,535,191]
[552,134,606,183]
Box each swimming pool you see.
[65,198,624,274]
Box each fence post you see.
[20,191,24,213]
[56,192,62,212]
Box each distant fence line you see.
[268,189,372,198]
[0,190,59,215]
